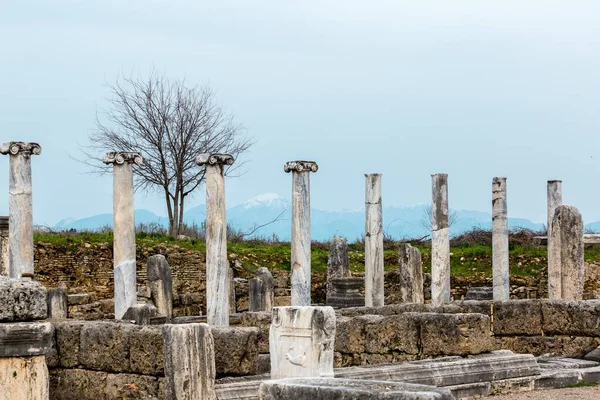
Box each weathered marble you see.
[229,267,236,314]
[0,355,49,400]
[326,238,350,302]
[365,173,384,307]
[284,161,318,306]
[492,177,509,301]
[46,287,67,319]
[547,180,562,299]
[122,304,157,325]
[398,243,424,303]
[548,205,584,300]
[259,378,454,400]
[326,278,364,308]
[249,267,275,312]
[270,306,335,380]
[196,153,234,326]
[146,255,173,320]
[0,216,8,276]
[0,322,53,357]
[1,142,41,279]
[431,173,450,306]
[163,323,217,400]
[104,152,143,319]
[0,277,47,321]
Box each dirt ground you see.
[490,386,600,399]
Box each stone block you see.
[464,286,493,300]
[326,278,364,309]
[499,335,598,358]
[147,254,173,320]
[49,368,108,400]
[240,311,272,353]
[534,370,580,389]
[258,378,454,399]
[0,277,47,321]
[163,323,217,400]
[0,355,49,400]
[364,314,419,355]
[0,321,53,357]
[67,294,92,306]
[47,287,68,319]
[270,306,336,380]
[129,326,164,376]
[54,320,88,368]
[541,300,600,336]
[585,346,600,362]
[335,315,382,355]
[455,300,492,315]
[446,382,491,398]
[409,312,493,356]
[213,326,260,376]
[79,321,135,373]
[122,303,157,325]
[105,373,160,399]
[493,300,542,336]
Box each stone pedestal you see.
[46,287,67,319]
[547,180,562,299]
[196,153,234,326]
[163,323,217,400]
[326,278,364,308]
[326,238,350,303]
[464,287,493,300]
[249,267,275,312]
[1,142,42,279]
[398,243,424,303]
[284,161,318,307]
[270,306,335,380]
[103,152,143,320]
[0,216,8,276]
[146,255,173,320]
[431,173,450,306]
[365,174,384,307]
[548,205,584,300]
[492,177,509,301]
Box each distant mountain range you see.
[55,193,597,241]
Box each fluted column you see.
[284,161,318,306]
[492,177,509,301]
[196,153,234,326]
[365,173,384,307]
[1,142,42,279]
[431,173,450,306]
[103,151,143,319]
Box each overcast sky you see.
[1,1,599,226]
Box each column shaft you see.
[547,180,562,299]
[365,173,384,307]
[9,154,34,278]
[291,170,311,306]
[492,177,509,301]
[431,173,450,306]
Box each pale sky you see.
[1,1,599,226]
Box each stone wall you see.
[46,320,261,400]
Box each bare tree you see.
[419,205,459,233]
[83,71,253,236]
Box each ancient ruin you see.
[364,173,384,307]
[431,173,450,306]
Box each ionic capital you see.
[103,152,144,166]
[284,161,318,173]
[0,142,42,156]
[195,153,235,166]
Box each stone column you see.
[163,323,217,400]
[365,174,384,307]
[492,177,509,301]
[548,205,584,300]
[103,152,143,320]
[0,216,8,276]
[284,161,318,307]
[270,306,335,379]
[229,267,236,314]
[46,287,67,319]
[398,243,424,303]
[547,180,562,297]
[326,238,350,302]
[147,255,173,321]
[196,153,234,326]
[249,267,275,312]
[0,142,42,279]
[431,173,450,306]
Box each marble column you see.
[196,153,234,326]
[249,267,275,312]
[547,180,562,297]
[365,173,384,307]
[0,142,41,280]
[431,173,450,306]
[103,151,143,320]
[398,243,424,303]
[0,217,8,276]
[492,177,509,301]
[548,205,584,300]
[284,161,318,307]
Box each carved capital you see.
[103,152,144,166]
[0,142,42,156]
[284,161,318,173]
[195,153,235,166]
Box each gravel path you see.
[489,386,600,399]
